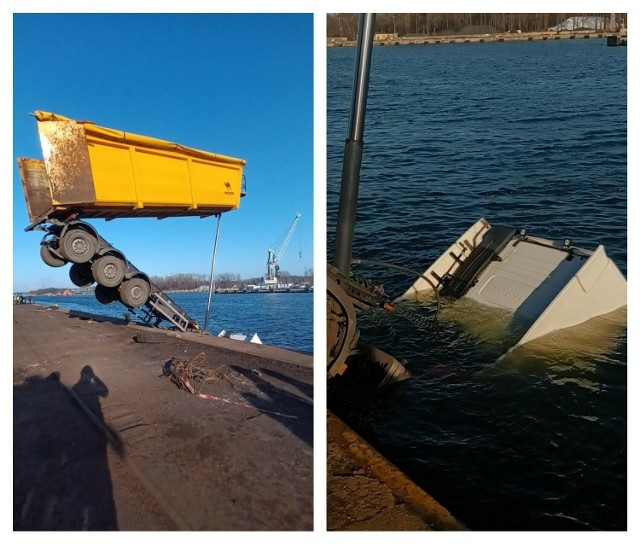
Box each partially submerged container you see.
[18,111,246,223]
[218,330,262,344]
[400,218,627,346]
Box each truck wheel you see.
[40,243,66,267]
[92,255,126,288]
[61,228,97,264]
[69,263,94,287]
[95,284,119,305]
[119,277,150,308]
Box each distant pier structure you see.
[607,34,627,46]
[328,19,627,48]
[607,13,627,46]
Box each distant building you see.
[246,284,265,292]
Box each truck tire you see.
[69,263,94,287]
[95,284,119,305]
[61,228,97,264]
[119,277,150,308]
[40,243,66,267]
[92,255,126,288]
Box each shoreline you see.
[328,29,627,47]
[20,287,314,297]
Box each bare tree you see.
[327,13,616,38]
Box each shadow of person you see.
[72,365,109,411]
[229,365,313,448]
[14,368,119,530]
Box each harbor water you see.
[328,40,626,530]
[32,291,313,354]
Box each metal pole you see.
[204,213,222,333]
[333,13,376,276]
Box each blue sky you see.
[12,13,313,292]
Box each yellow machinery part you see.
[21,111,246,221]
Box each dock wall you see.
[328,30,626,47]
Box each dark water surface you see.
[33,291,313,354]
[328,40,626,530]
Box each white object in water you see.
[400,218,626,346]
[218,330,262,344]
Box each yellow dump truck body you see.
[18,111,246,222]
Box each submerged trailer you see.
[327,15,626,384]
[400,218,627,346]
[18,111,247,331]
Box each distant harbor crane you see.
[263,213,301,285]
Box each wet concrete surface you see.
[13,304,313,530]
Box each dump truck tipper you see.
[18,111,247,332]
[21,110,246,223]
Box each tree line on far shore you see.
[150,270,314,291]
[327,13,624,39]
[23,269,314,295]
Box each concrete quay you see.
[328,29,626,47]
[13,303,313,530]
[327,410,466,531]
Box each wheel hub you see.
[71,238,88,254]
[130,285,144,301]
[104,264,118,279]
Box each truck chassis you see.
[29,216,200,332]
